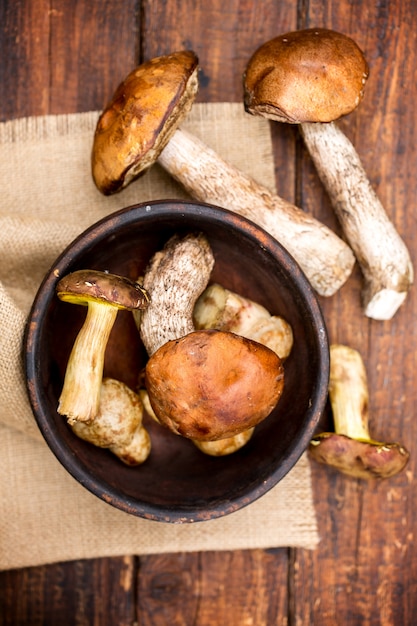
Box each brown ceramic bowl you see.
[25,200,329,522]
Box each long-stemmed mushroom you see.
[71,378,151,466]
[91,50,355,298]
[309,344,409,479]
[243,27,413,320]
[134,232,284,453]
[56,269,150,424]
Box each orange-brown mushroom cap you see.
[244,28,369,124]
[92,50,199,195]
[145,329,284,441]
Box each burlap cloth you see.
[0,103,319,571]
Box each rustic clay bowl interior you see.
[25,200,329,522]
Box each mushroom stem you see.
[193,429,255,456]
[157,128,355,297]
[136,232,215,355]
[58,302,117,424]
[327,344,371,440]
[300,122,413,319]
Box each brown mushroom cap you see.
[309,432,410,479]
[92,50,199,195]
[243,28,369,123]
[57,269,150,310]
[145,329,284,441]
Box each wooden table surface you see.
[1,1,416,624]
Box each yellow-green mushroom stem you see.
[56,269,150,424]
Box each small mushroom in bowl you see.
[71,378,151,466]
[193,282,293,360]
[145,329,284,442]
[309,344,409,479]
[56,269,149,424]
[244,28,413,319]
[135,231,284,452]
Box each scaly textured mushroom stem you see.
[328,344,370,439]
[301,122,413,319]
[58,302,117,424]
[157,128,355,297]
[137,232,215,355]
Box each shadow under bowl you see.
[24,200,329,522]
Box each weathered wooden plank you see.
[291,0,417,624]
[0,557,137,626]
[48,0,140,114]
[136,549,289,626]
[141,0,295,104]
[4,0,416,624]
[0,0,139,121]
[0,0,51,120]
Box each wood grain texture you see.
[0,557,136,625]
[293,1,417,624]
[1,0,417,624]
[136,550,289,626]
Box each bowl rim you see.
[24,199,329,522]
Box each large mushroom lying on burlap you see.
[134,232,285,454]
[244,28,413,320]
[91,50,355,298]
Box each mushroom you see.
[56,269,150,424]
[135,232,283,453]
[193,282,293,360]
[243,27,413,320]
[71,377,151,466]
[145,329,284,441]
[139,380,256,456]
[309,344,409,479]
[92,50,355,298]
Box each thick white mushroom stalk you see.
[157,128,355,297]
[301,122,413,320]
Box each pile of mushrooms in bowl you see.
[25,200,329,522]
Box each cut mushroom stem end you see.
[309,344,410,479]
